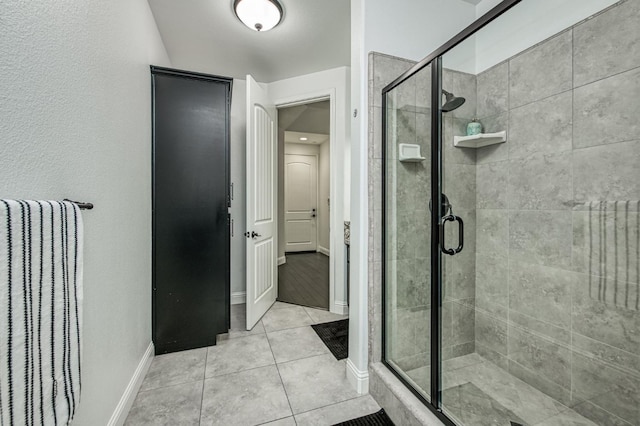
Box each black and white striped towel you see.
[0,200,83,426]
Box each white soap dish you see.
[399,143,426,162]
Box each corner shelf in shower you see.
[453,131,507,148]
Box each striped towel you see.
[0,200,83,426]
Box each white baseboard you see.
[317,246,330,256]
[333,300,348,315]
[231,291,246,305]
[108,342,154,426]
[346,359,369,395]
[277,256,286,265]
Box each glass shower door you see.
[383,64,433,402]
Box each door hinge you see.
[231,218,234,237]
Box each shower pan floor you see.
[405,354,598,426]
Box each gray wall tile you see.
[571,352,640,425]
[508,311,571,345]
[507,152,573,210]
[415,64,432,110]
[573,140,640,203]
[572,272,640,355]
[574,68,640,149]
[509,31,573,109]
[573,0,640,87]
[475,310,508,356]
[444,163,476,210]
[476,209,509,258]
[509,210,572,269]
[508,91,573,159]
[476,161,508,209]
[476,342,508,370]
[416,111,431,154]
[507,360,572,407]
[414,307,431,356]
[371,53,415,108]
[508,261,573,330]
[475,253,508,319]
[508,326,572,389]
[442,301,453,348]
[572,206,639,286]
[450,301,475,346]
[477,61,509,118]
[448,251,476,301]
[395,109,417,145]
[443,68,477,120]
[370,106,382,159]
[572,333,640,377]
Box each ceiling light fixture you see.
[300,137,308,141]
[233,0,283,32]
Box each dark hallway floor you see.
[278,252,329,310]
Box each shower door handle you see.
[440,215,464,256]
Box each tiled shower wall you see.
[369,1,639,425]
[368,53,477,371]
[473,1,640,424]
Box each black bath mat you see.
[311,319,349,360]
[333,409,394,426]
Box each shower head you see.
[442,89,466,112]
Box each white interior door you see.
[246,75,277,329]
[284,154,318,252]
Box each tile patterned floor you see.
[125,302,379,426]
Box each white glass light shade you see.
[234,0,283,32]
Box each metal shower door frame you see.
[380,1,521,424]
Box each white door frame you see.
[273,88,345,314]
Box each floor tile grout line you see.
[264,327,296,421]
[255,415,296,426]
[265,324,320,336]
[263,322,316,333]
[203,360,277,381]
[198,348,209,426]
[136,377,206,394]
[291,394,375,419]
[275,352,339,368]
[273,348,332,366]
[219,328,269,342]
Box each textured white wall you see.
[0,0,170,424]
